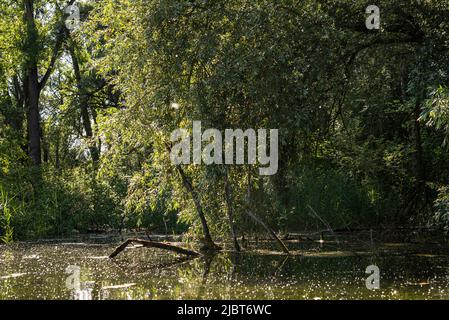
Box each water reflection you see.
[0,241,448,300]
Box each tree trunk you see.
[24,0,42,166]
[413,92,427,204]
[176,165,220,252]
[55,134,60,170]
[24,0,70,166]
[223,167,241,251]
[26,72,41,166]
[244,209,290,254]
[246,168,290,254]
[42,132,49,163]
[68,40,100,163]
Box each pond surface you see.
[1,239,449,300]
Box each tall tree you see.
[23,0,73,165]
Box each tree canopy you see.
[1,0,449,244]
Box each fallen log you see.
[109,238,200,259]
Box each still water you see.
[1,240,448,300]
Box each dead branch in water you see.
[109,238,200,259]
[245,168,290,255]
[244,209,291,255]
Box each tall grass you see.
[0,185,22,244]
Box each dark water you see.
[1,240,448,300]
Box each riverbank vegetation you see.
[1,0,449,249]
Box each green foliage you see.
[432,187,449,233]
[421,86,449,146]
[0,184,21,243]
[1,0,449,242]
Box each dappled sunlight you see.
[1,240,448,300]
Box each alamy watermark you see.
[170,121,278,176]
[65,2,80,31]
[365,265,380,290]
[65,265,93,300]
[365,5,380,30]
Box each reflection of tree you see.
[274,256,290,277]
[229,253,240,281]
[196,255,216,299]
[0,249,16,299]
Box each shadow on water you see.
[0,240,449,300]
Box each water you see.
[1,240,448,300]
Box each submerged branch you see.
[109,238,201,259]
